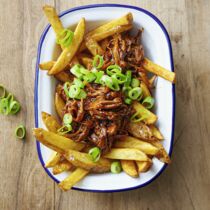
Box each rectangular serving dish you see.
[34,4,175,192]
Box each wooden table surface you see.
[0,0,210,209]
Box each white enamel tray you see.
[34,4,175,192]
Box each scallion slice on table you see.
[89,147,101,162]
[0,85,6,99]
[9,101,21,115]
[15,125,26,139]
[111,161,122,174]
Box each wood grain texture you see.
[0,0,210,209]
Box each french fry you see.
[149,125,164,140]
[114,136,159,155]
[104,148,149,161]
[54,71,73,83]
[140,82,151,98]
[39,61,55,70]
[45,152,61,168]
[152,141,171,164]
[42,112,61,132]
[136,159,152,172]
[121,160,139,178]
[132,101,157,124]
[143,58,176,83]
[58,168,89,191]
[55,92,65,119]
[64,150,111,173]
[48,18,86,75]
[85,38,104,56]
[33,128,85,154]
[79,13,133,52]
[79,55,93,69]
[43,5,64,39]
[86,13,132,41]
[52,159,74,175]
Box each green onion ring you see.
[122,86,132,97]
[130,112,147,123]
[57,124,72,135]
[0,85,6,99]
[89,147,101,162]
[9,101,21,115]
[131,78,140,88]
[63,82,71,98]
[111,161,122,173]
[0,98,10,115]
[112,73,127,84]
[93,55,104,69]
[94,70,104,84]
[56,29,74,48]
[124,98,132,105]
[15,125,26,139]
[142,96,155,109]
[73,78,85,88]
[128,87,142,100]
[75,89,87,99]
[106,65,121,76]
[70,64,83,79]
[83,72,96,83]
[63,113,73,125]
[124,70,132,87]
[69,85,81,98]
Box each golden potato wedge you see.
[64,150,111,173]
[128,121,157,142]
[55,92,65,119]
[39,61,55,70]
[85,38,104,56]
[136,160,152,172]
[149,125,164,140]
[45,151,61,168]
[33,128,85,154]
[87,13,132,41]
[132,101,157,124]
[143,58,176,83]
[55,71,73,83]
[114,136,159,155]
[49,18,86,75]
[43,5,64,39]
[58,168,89,191]
[79,55,93,69]
[52,159,74,175]
[80,24,132,52]
[140,81,151,98]
[104,148,149,161]
[42,112,61,133]
[152,141,171,164]
[121,160,138,178]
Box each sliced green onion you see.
[89,147,101,162]
[111,161,122,174]
[80,67,90,75]
[122,86,132,97]
[124,70,132,87]
[83,72,96,83]
[112,73,127,84]
[131,78,140,88]
[15,125,26,139]
[106,65,121,76]
[56,29,74,48]
[0,85,6,99]
[75,89,87,99]
[63,113,73,125]
[73,78,84,88]
[94,70,104,84]
[63,82,71,98]
[128,87,142,100]
[70,64,83,79]
[69,85,81,98]
[0,98,9,115]
[57,124,72,135]
[142,96,155,109]
[9,101,21,115]
[93,55,104,69]
[6,93,14,103]
[101,75,120,91]
[124,98,132,105]
[130,112,147,123]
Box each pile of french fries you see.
[34,5,175,191]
